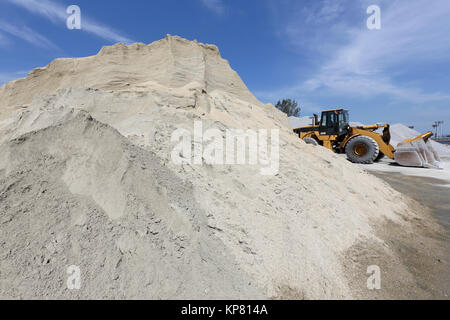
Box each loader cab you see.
[319,109,349,136]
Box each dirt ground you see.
[343,170,450,299]
[370,172,450,231]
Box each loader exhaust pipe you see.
[313,114,319,126]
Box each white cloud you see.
[200,0,225,15]
[303,0,346,24]
[7,0,134,44]
[268,0,450,104]
[0,32,12,47]
[0,20,59,50]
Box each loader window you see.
[319,111,337,135]
[321,114,328,127]
[337,111,349,135]
[329,113,337,128]
[320,112,336,128]
[338,112,349,127]
[319,110,349,136]
[342,111,349,125]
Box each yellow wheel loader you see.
[293,109,441,168]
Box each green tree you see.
[275,99,300,117]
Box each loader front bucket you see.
[394,132,442,169]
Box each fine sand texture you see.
[0,35,448,299]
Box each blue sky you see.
[0,0,449,134]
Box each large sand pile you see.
[0,35,447,299]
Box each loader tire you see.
[345,136,379,164]
[303,137,319,146]
[375,152,385,162]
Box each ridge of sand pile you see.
[0,34,259,122]
[0,36,445,299]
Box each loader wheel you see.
[345,136,380,164]
[303,137,319,146]
[375,152,385,162]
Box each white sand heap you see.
[389,123,450,157]
[0,35,443,299]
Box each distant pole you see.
[439,121,444,138]
[432,121,444,138]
